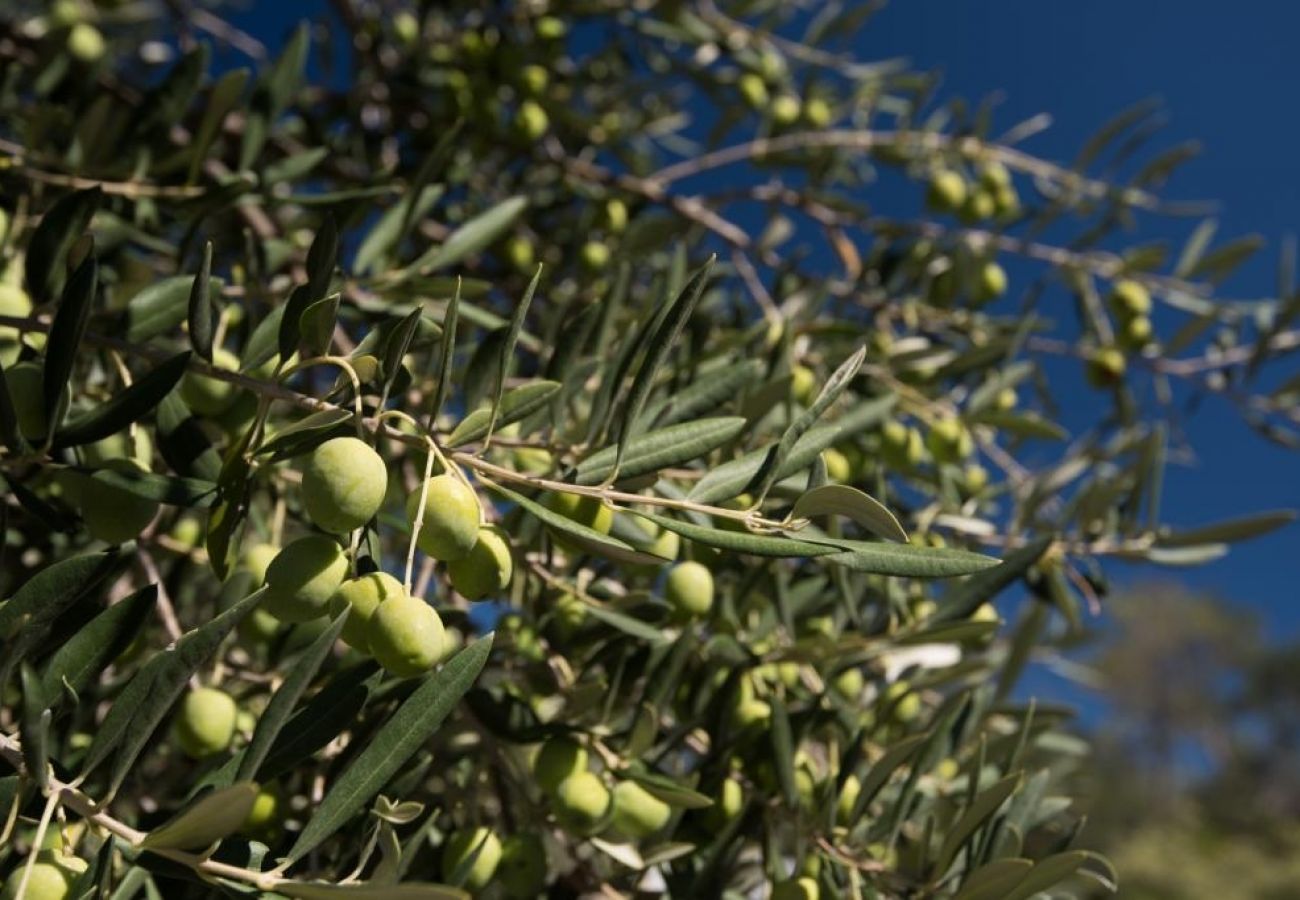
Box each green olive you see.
[790,364,817,405]
[179,347,241,416]
[545,491,612,550]
[1085,346,1127,388]
[241,783,282,839]
[881,419,924,470]
[926,168,968,214]
[609,779,672,840]
[664,561,714,618]
[1109,279,1152,317]
[552,771,610,835]
[0,283,33,366]
[804,96,833,128]
[504,235,536,272]
[406,474,481,561]
[737,73,769,109]
[447,524,513,601]
[441,827,502,892]
[770,94,801,126]
[1,861,73,900]
[533,737,587,795]
[367,592,445,677]
[173,687,237,759]
[701,776,744,830]
[516,100,549,142]
[67,23,105,64]
[497,833,546,899]
[328,571,404,653]
[262,535,349,623]
[821,448,852,483]
[66,458,160,544]
[836,774,861,825]
[5,361,59,442]
[772,875,820,900]
[580,240,610,272]
[974,261,1007,302]
[925,417,973,465]
[300,437,387,533]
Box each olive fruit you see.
[516,99,549,141]
[883,681,921,723]
[580,240,610,272]
[729,677,771,731]
[299,437,386,533]
[1109,279,1152,317]
[441,827,502,892]
[881,419,924,469]
[179,347,240,416]
[610,779,672,840]
[518,63,549,96]
[770,94,801,126]
[821,448,851,483]
[1120,314,1154,350]
[0,283,32,366]
[262,535,349,623]
[993,387,1018,412]
[974,261,1007,302]
[604,198,629,233]
[498,833,546,899]
[406,474,481,560]
[1085,346,1127,388]
[6,361,57,441]
[328,571,404,653]
[552,771,610,835]
[789,364,817,405]
[241,542,280,585]
[67,458,160,544]
[978,160,1012,191]
[665,561,714,618]
[367,592,445,677]
[772,876,821,900]
[545,491,612,548]
[504,234,535,272]
[737,72,768,108]
[804,96,833,128]
[962,463,989,494]
[701,776,744,830]
[80,426,152,467]
[67,23,106,63]
[1,862,74,900]
[533,737,587,795]
[926,168,968,214]
[447,524,513,601]
[241,783,282,839]
[960,188,997,223]
[832,667,864,698]
[392,10,419,46]
[925,417,973,464]
[173,687,237,759]
[836,774,861,825]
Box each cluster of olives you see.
[734,48,833,129]
[926,159,1021,224]
[1084,278,1156,388]
[0,849,87,900]
[531,738,673,843]
[439,827,546,897]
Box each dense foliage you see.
[1,1,1296,898]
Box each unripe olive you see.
[729,678,771,731]
[630,521,679,572]
[994,184,1022,219]
[1,862,73,900]
[442,827,502,892]
[533,737,587,794]
[610,779,672,840]
[504,234,535,272]
[821,448,851,483]
[881,419,924,470]
[790,364,817,405]
[300,437,387,533]
[516,100,549,142]
[960,188,997,223]
[535,16,566,40]
[1109,279,1152,317]
[770,94,801,126]
[0,283,33,366]
[580,240,611,272]
[832,667,864,698]
[39,853,86,884]
[549,591,588,637]
[80,426,152,468]
[545,491,613,548]
[241,783,282,839]
[1120,314,1154,350]
[934,757,961,781]
[68,458,159,544]
[772,875,820,900]
[367,593,445,677]
[329,571,404,653]
[447,524,513,601]
[498,833,546,899]
[1085,346,1127,388]
[665,560,713,618]
[971,602,1000,625]
[67,22,105,63]
[925,417,973,465]
[50,0,85,28]
[262,535,349,623]
[962,463,989,494]
[926,169,968,214]
[406,474,481,561]
[993,387,1018,412]
[737,72,768,108]
[604,198,629,233]
[171,516,203,548]
[518,63,549,96]
[883,682,920,723]
[978,160,1012,191]
[804,96,833,128]
[173,687,237,759]
[836,774,861,825]
[553,771,610,835]
[974,261,1007,302]
[701,776,744,830]
[241,542,280,585]
[392,11,419,47]
[179,347,240,416]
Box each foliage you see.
[0,1,1296,897]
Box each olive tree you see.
[0,1,1295,898]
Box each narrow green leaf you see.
[44,253,97,425]
[633,510,837,559]
[267,22,310,115]
[753,346,865,502]
[688,422,842,504]
[414,196,528,273]
[952,859,1034,900]
[206,433,254,580]
[52,352,192,450]
[968,410,1067,441]
[286,635,494,862]
[355,185,445,275]
[1001,851,1111,900]
[187,242,214,362]
[67,466,216,507]
[0,361,28,455]
[445,381,560,448]
[258,662,383,782]
[300,293,341,358]
[791,484,908,543]
[849,733,929,823]
[821,537,1000,578]
[278,284,314,364]
[306,216,339,303]
[20,663,50,791]
[140,782,259,850]
[612,257,715,480]
[622,769,712,809]
[40,583,155,701]
[486,266,542,444]
[641,359,764,428]
[380,308,424,401]
[234,611,349,784]
[1156,509,1296,547]
[934,537,1052,622]
[486,482,663,566]
[576,417,747,486]
[769,693,796,806]
[278,883,468,900]
[25,186,101,304]
[256,409,355,461]
[581,602,670,645]
[188,68,249,184]
[932,774,1021,878]
[128,275,223,343]
[428,279,460,428]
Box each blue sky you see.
[219,3,1299,639]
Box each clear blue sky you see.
[220,3,1299,639]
